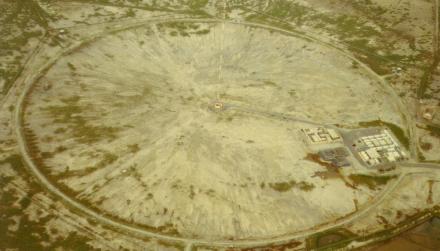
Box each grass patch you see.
[264,0,309,22]
[348,174,397,190]
[268,179,314,192]
[426,125,440,138]
[0,154,98,251]
[307,228,358,251]
[156,240,185,251]
[157,22,211,37]
[298,181,315,191]
[417,56,440,99]
[41,95,120,144]
[0,154,24,170]
[269,180,297,192]
[188,0,209,10]
[0,0,52,94]
[60,152,117,178]
[127,143,140,153]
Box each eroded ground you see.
[1,0,440,250]
[20,20,404,240]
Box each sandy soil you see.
[20,20,403,240]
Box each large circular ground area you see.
[22,20,403,240]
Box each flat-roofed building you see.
[353,128,406,167]
[301,127,342,145]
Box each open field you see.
[20,20,404,240]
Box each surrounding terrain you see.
[1,0,440,250]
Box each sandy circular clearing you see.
[22,20,403,240]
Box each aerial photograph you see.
[0,0,440,250]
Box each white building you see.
[301,127,342,145]
[356,129,406,167]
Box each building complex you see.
[301,126,407,168]
[354,129,406,167]
[301,127,341,145]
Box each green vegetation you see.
[0,155,98,250]
[188,0,209,10]
[298,181,315,191]
[0,154,24,170]
[232,241,302,251]
[156,239,185,251]
[189,185,196,199]
[0,0,51,94]
[63,152,118,178]
[67,62,77,71]
[307,228,358,251]
[41,95,120,144]
[100,152,117,166]
[323,15,380,39]
[263,0,309,23]
[242,0,422,76]
[359,120,410,150]
[313,0,423,74]
[263,80,277,87]
[125,8,136,17]
[155,223,180,236]
[8,0,52,28]
[417,56,440,99]
[269,180,314,192]
[348,174,397,190]
[157,22,210,37]
[426,125,440,138]
[127,143,140,153]
[307,210,440,251]
[269,180,297,192]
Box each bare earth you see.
[22,21,403,240]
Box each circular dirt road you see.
[17,19,405,245]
